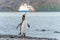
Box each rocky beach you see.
[0,35,57,40]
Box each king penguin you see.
[16,14,30,36]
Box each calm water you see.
[0,12,60,40]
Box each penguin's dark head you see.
[23,15,25,17]
[23,14,26,17]
[22,14,26,21]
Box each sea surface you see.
[0,12,60,40]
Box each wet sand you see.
[0,35,57,40]
[0,38,57,40]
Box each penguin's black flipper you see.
[19,22,22,26]
[16,23,22,29]
[19,32,21,35]
[27,23,30,28]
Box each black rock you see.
[41,29,46,31]
[54,31,60,33]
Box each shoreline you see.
[0,35,57,40]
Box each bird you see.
[16,14,30,36]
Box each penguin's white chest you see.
[21,20,26,34]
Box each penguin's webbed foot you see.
[23,33,25,37]
[21,33,26,37]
